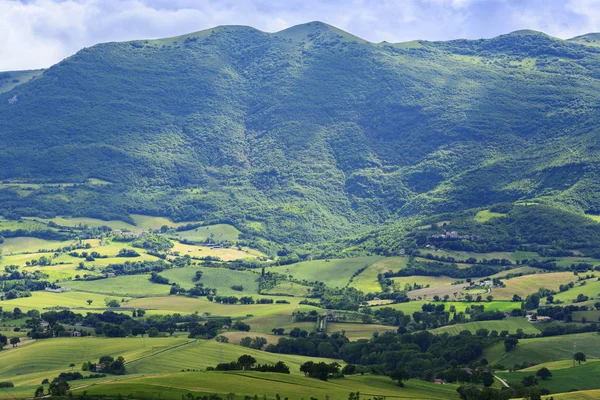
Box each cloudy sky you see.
[2,0,600,70]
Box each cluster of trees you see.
[299,361,341,381]
[211,355,290,374]
[82,355,125,375]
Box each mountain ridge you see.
[1,22,600,247]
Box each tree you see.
[34,386,44,398]
[137,309,146,317]
[238,354,256,370]
[87,299,93,306]
[504,337,518,352]
[522,375,538,387]
[49,379,70,396]
[574,352,587,365]
[9,337,20,347]
[69,363,76,370]
[148,327,159,337]
[481,371,494,387]
[536,367,552,380]
[390,367,409,387]
[240,337,252,348]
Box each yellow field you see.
[0,290,126,312]
[171,242,264,261]
[350,256,408,293]
[491,271,577,300]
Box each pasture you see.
[553,279,600,303]
[0,337,191,386]
[171,241,263,261]
[429,318,539,335]
[497,361,600,394]
[373,300,518,315]
[265,256,382,288]
[0,237,70,254]
[492,272,578,300]
[262,281,312,297]
[483,332,600,366]
[474,209,507,222]
[349,256,408,293]
[174,223,241,243]
[68,275,171,297]
[125,339,342,375]
[326,322,397,340]
[74,372,459,400]
[0,291,125,312]
[160,266,260,294]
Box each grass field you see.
[68,275,171,297]
[549,389,600,399]
[160,266,260,294]
[419,249,538,264]
[326,323,397,340]
[0,337,191,386]
[125,339,342,376]
[554,279,600,303]
[492,272,578,300]
[73,372,459,400]
[125,295,318,319]
[373,300,519,315]
[350,257,408,293]
[171,241,263,261]
[174,224,241,243]
[474,210,507,222]
[0,290,126,312]
[219,331,282,345]
[262,281,312,297]
[266,256,382,288]
[483,332,600,366]
[497,360,600,394]
[0,237,70,254]
[429,318,539,335]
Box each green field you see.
[174,223,241,243]
[68,275,171,297]
[497,361,600,394]
[492,272,578,300]
[0,337,190,386]
[484,332,600,366]
[125,339,341,375]
[74,372,459,400]
[474,210,507,222]
[373,300,519,315]
[262,281,312,297]
[326,322,397,340]
[0,291,125,312]
[429,318,539,335]
[160,266,260,294]
[553,279,600,303]
[0,237,71,254]
[349,257,408,293]
[266,256,382,288]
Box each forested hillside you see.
[2,22,600,245]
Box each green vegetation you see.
[429,318,540,336]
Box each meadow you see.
[0,291,125,312]
[553,279,600,303]
[73,372,460,400]
[326,322,397,340]
[173,223,241,243]
[483,332,600,366]
[160,266,260,294]
[265,256,382,288]
[429,318,539,336]
[491,272,578,300]
[497,361,600,394]
[349,256,407,293]
[68,275,171,297]
[474,209,507,222]
[262,281,313,297]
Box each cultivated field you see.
[429,318,539,335]
[265,256,382,288]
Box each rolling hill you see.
[2,22,600,246]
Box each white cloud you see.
[1,0,599,70]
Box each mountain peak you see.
[275,21,368,43]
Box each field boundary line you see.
[125,339,199,365]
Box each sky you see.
[2,0,600,70]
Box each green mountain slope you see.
[2,22,600,245]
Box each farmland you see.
[265,256,382,288]
[429,318,539,335]
[484,332,600,366]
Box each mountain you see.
[2,22,600,245]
